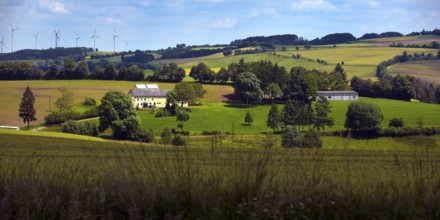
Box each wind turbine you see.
[113,28,119,53]
[54,29,61,48]
[75,33,80,47]
[0,37,5,53]
[125,40,129,52]
[90,28,100,52]
[33,32,39,50]
[10,23,19,52]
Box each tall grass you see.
[1,133,440,219]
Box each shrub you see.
[202,130,221,135]
[172,135,186,146]
[45,110,81,125]
[160,127,173,145]
[83,97,97,106]
[62,120,98,137]
[281,126,301,148]
[302,129,323,148]
[82,106,99,119]
[389,118,404,127]
[131,129,155,143]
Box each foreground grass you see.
[0,133,439,219]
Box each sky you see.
[0,0,439,52]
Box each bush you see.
[172,135,186,146]
[281,126,301,148]
[83,97,97,106]
[302,129,322,148]
[380,126,440,137]
[160,127,173,145]
[45,110,82,125]
[131,129,155,143]
[155,109,169,118]
[201,130,221,135]
[82,106,99,118]
[62,120,98,137]
[389,118,404,127]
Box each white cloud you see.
[289,0,336,11]
[213,17,237,28]
[39,0,67,14]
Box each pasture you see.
[0,131,439,218]
[138,97,440,133]
[389,60,440,84]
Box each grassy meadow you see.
[389,60,440,84]
[138,97,440,134]
[0,131,440,219]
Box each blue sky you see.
[0,0,439,52]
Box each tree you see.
[281,126,301,148]
[98,91,139,140]
[174,82,206,107]
[62,58,75,79]
[233,72,263,104]
[267,104,280,132]
[45,63,59,79]
[435,85,440,104]
[244,111,253,125]
[189,62,215,83]
[152,63,185,82]
[391,75,415,101]
[160,127,173,145]
[104,63,117,80]
[265,83,282,103]
[215,67,230,83]
[18,86,37,128]
[314,97,334,131]
[55,87,74,111]
[344,101,384,132]
[282,99,297,126]
[176,108,190,132]
[90,66,104,79]
[73,61,89,79]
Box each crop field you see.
[138,97,440,133]
[359,35,440,46]
[0,80,230,126]
[277,44,438,78]
[0,132,439,219]
[389,60,440,84]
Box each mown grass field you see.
[138,97,440,134]
[0,80,231,126]
[0,132,439,219]
[389,60,440,84]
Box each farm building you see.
[128,84,188,108]
[316,91,358,101]
[129,84,169,108]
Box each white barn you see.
[316,91,358,101]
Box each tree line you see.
[0,47,92,61]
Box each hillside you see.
[389,60,440,84]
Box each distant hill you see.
[0,47,93,61]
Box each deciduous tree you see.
[345,101,383,132]
[55,87,74,111]
[267,104,280,132]
[233,72,263,104]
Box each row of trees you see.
[0,60,145,81]
[189,60,349,104]
[230,62,348,104]
[266,97,334,133]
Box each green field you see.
[0,132,439,218]
[138,97,440,134]
[389,60,440,84]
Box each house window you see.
[353,96,357,98]
[328,96,331,99]
[157,102,161,104]
[152,98,154,100]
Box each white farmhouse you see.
[316,91,358,101]
[129,84,169,108]
[128,84,189,108]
